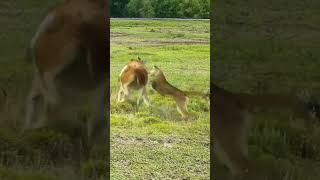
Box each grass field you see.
[110,19,210,179]
[3,0,319,179]
[213,0,320,179]
[0,1,210,179]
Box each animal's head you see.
[149,66,163,79]
[131,57,147,64]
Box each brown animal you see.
[212,83,318,180]
[149,66,208,120]
[117,58,150,106]
[25,0,108,147]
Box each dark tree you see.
[111,0,130,17]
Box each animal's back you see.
[32,0,107,75]
[120,60,148,89]
[151,76,184,97]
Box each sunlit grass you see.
[110,19,210,179]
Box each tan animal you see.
[25,0,108,147]
[212,83,318,180]
[117,58,150,106]
[149,66,208,120]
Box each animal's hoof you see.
[182,117,188,121]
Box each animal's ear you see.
[138,56,141,61]
[153,65,159,69]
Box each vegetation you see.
[0,1,107,179]
[213,0,320,179]
[111,0,210,18]
[110,19,210,179]
[0,1,210,178]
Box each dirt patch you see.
[143,39,209,45]
[111,39,209,46]
[112,134,179,148]
[110,32,131,37]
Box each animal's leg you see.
[216,125,259,180]
[217,139,251,180]
[43,72,60,105]
[25,73,46,129]
[120,84,130,102]
[228,148,250,180]
[137,87,150,107]
[141,87,150,106]
[117,85,124,102]
[88,84,108,147]
[175,97,188,120]
[136,88,143,106]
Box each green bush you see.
[111,0,210,18]
[125,0,155,18]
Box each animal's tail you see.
[118,65,129,82]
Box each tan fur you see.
[212,83,317,180]
[25,0,108,150]
[149,66,208,120]
[117,59,150,106]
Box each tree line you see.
[111,0,210,19]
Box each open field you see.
[110,19,210,179]
[213,0,320,179]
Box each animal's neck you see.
[156,73,167,82]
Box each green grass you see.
[110,19,210,179]
[213,0,320,179]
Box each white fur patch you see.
[30,13,56,49]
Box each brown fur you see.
[25,0,108,151]
[149,66,208,120]
[117,59,150,106]
[212,83,317,179]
